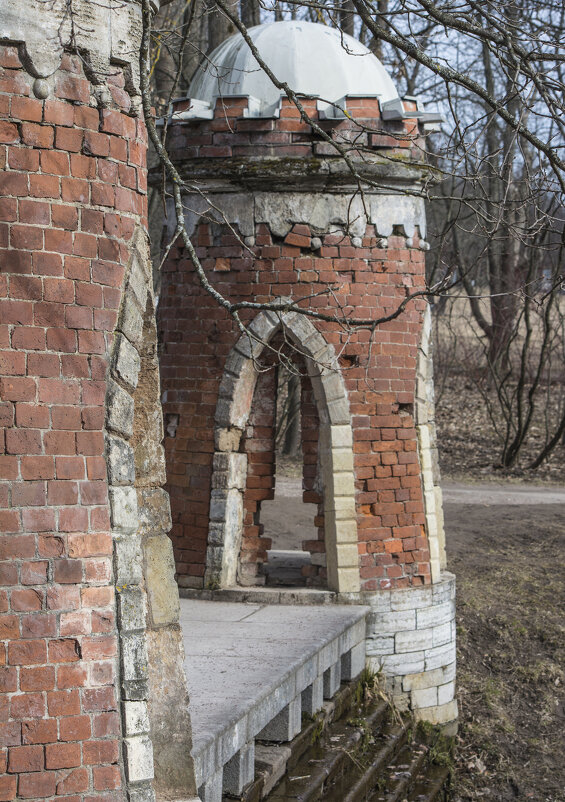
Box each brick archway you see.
[205,309,360,593]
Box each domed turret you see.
[188,20,399,116]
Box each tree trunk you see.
[282,374,301,457]
[208,0,239,53]
[240,0,260,28]
[339,0,355,36]
[369,0,388,61]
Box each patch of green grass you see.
[416,721,455,769]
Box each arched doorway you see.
[205,309,360,593]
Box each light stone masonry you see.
[124,701,151,737]
[415,305,447,583]
[113,333,142,391]
[185,601,368,801]
[106,379,135,438]
[223,741,255,795]
[206,308,360,593]
[124,735,156,783]
[109,486,139,534]
[363,572,457,724]
[323,661,342,698]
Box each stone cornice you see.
[153,155,435,194]
[0,0,157,86]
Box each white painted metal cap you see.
[188,20,399,116]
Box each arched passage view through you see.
[246,350,324,587]
[205,309,360,594]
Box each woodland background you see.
[146,3,565,798]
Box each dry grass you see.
[434,302,565,800]
[433,294,565,482]
[446,503,565,802]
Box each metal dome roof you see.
[188,20,399,116]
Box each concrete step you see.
[179,599,369,802]
[323,721,451,802]
[235,682,374,802]
[321,720,410,802]
[405,764,451,802]
[370,742,430,801]
[264,550,312,587]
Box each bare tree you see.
[142,0,565,469]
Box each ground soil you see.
[265,478,565,800]
[445,499,565,801]
[436,376,565,802]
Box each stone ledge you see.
[179,586,336,606]
[179,599,368,802]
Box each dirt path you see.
[262,479,565,552]
[443,483,565,506]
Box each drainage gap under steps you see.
[225,679,453,802]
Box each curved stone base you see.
[363,572,457,725]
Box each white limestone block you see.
[416,600,455,629]
[411,686,438,709]
[438,680,455,706]
[109,486,138,534]
[124,735,154,782]
[124,701,150,736]
[395,627,434,653]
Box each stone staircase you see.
[179,599,452,802]
[180,599,369,801]
[226,681,452,802]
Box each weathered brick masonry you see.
[0,46,142,801]
[160,95,434,593]
[0,1,197,799]
[158,19,456,723]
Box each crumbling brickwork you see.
[234,342,325,587]
[161,224,428,592]
[300,372,325,584]
[0,0,198,794]
[158,63,454,718]
[160,91,432,592]
[240,367,276,585]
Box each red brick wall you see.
[239,368,275,585]
[0,45,147,799]
[160,218,431,592]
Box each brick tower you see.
[160,20,457,725]
[0,2,197,799]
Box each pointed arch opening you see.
[205,309,360,593]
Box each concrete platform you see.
[179,599,369,801]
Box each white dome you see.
[188,20,398,114]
